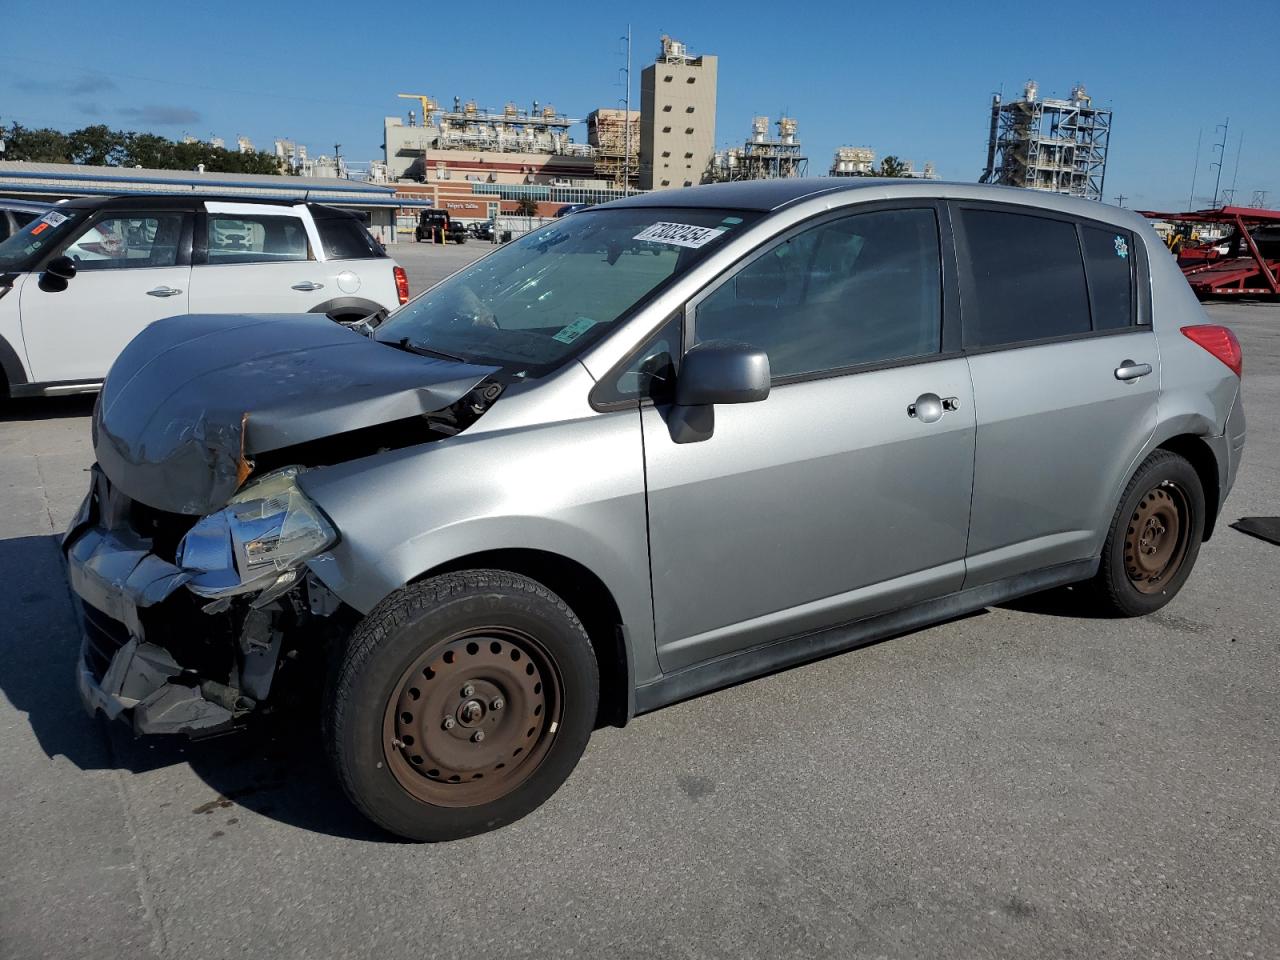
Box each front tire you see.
[1091,450,1205,617]
[327,571,598,841]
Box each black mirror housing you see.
[46,255,77,281]
[675,340,770,407]
[39,255,76,293]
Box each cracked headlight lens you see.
[176,467,336,598]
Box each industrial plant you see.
[708,116,807,182]
[979,80,1112,200]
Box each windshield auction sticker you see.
[633,222,725,249]
[39,210,69,228]
[552,316,598,344]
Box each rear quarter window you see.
[1080,225,1135,329]
[316,218,386,260]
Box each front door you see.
[641,204,977,673]
[19,211,190,384]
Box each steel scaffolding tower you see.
[980,81,1111,201]
[709,116,808,182]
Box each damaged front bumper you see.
[63,468,299,737]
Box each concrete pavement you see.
[0,302,1276,959]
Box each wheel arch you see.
[1155,433,1222,540]
[416,548,632,729]
[0,333,27,398]
[307,296,387,323]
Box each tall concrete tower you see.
[639,36,718,190]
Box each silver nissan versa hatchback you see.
[64,179,1246,840]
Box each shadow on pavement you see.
[0,395,97,422]
[998,582,1121,619]
[0,532,394,843]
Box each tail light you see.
[393,265,410,306]
[1181,324,1242,377]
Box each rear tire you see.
[327,571,598,841]
[1090,450,1205,617]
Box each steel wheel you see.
[382,627,562,808]
[1123,481,1191,595]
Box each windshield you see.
[375,207,757,373]
[0,207,90,272]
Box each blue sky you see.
[3,0,1277,210]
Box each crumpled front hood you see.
[94,313,499,515]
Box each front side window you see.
[65,214,184,271]
[206,214,309,264]
[693,208,942,379]
[376,207,756,374]
[1081,225,1135,330]
[957,208,1090,348]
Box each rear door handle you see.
[146,286,182,297]
[1114,360,1152,382]
[291,281,324,291]
[908,393,960,423]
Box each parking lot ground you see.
[389,237,491,294]
[0,304,1276,959]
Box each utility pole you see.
[1187,127,1202,211]
[1209,117,1229,209]
[1113,194,1127,208]
[1228,131,1244,208]
[334,142,343,178]
[623,24,632,196]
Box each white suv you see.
[0,196,409,397]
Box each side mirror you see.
[676,340,770,407]
[39,255,77,293]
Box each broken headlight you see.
[176,467,336,599]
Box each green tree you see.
[876,155,910,178]
[1,122,72,162]
[515,197,539,216]
[68,124,125,166]
[122,132,175,168]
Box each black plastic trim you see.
[634,558,1099,715]
[307,296,386,320]
[0,333,28,391]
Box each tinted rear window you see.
[1081,225,1135,329]
[317,218,385,260]
[958,208,1090,348]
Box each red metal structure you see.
[1140,206,1280,299]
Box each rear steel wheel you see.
[383,628,561,808]
[1091,449,1205,617]
[1123,482,1191,594]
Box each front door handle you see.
[291,281,325,292]
[908,393,960,423]
[146,286,182,297]
[1114,360,1152,382]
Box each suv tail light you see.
[393,265,410,305]
[1181,324,1242,377]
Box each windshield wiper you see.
[392,337,468,364]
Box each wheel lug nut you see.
[442,716,455,730]
[461,684,475,698]
[472,731,485,743]
[491,698,504,711]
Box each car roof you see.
[599,177,1148,231]
[0,197,54,212]
[44,194,360,219]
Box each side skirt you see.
[633,558,1098,717]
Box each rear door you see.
[19,209,191,384]
[953,203,1159,586]
[636,203,977,672]
[187,203,325,313]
